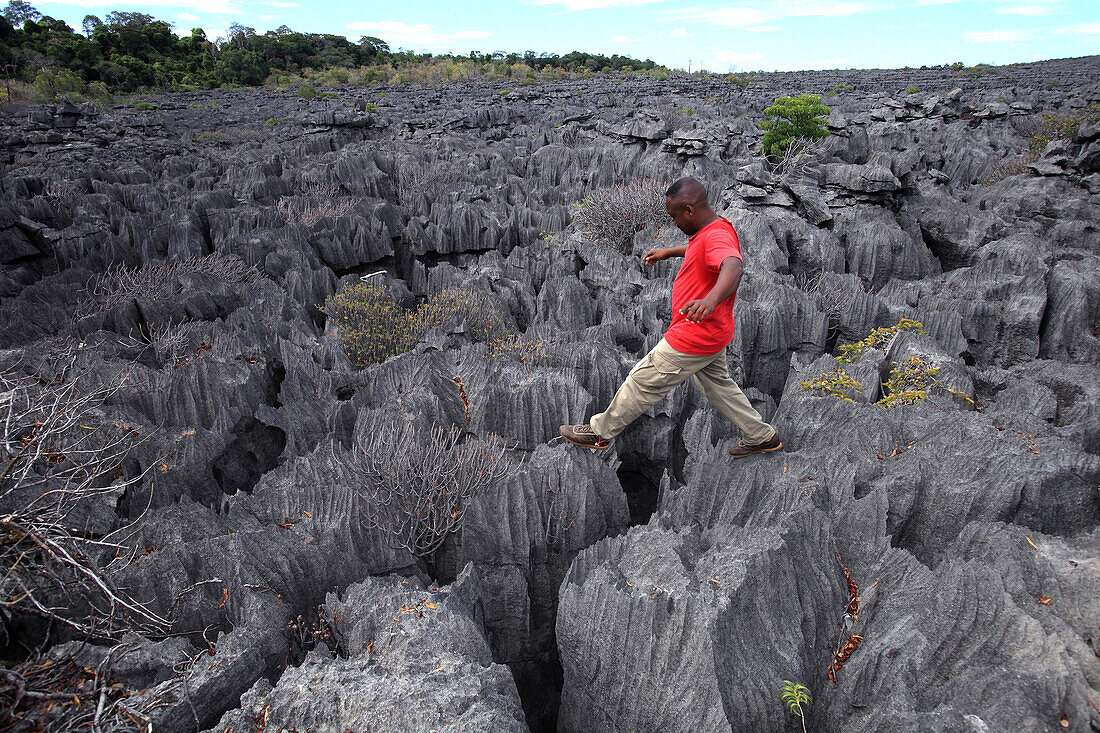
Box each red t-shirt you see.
[664,217,743,356]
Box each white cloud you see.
[535,0,667,9]
[261,1,298,6]
[46,0,241,12]
[346,20,491,46]
[677,0,990,29]
[997,5,1056,15]
[612,34,641,42]
[178,12,199,21]
[669,27,688,37]
[1053,22,1100,35]
[747,25,779,31]
[963,28,1036,42]
[713,49,763,67]
[679,7,771,27]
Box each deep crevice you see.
[510,650,563,733]
[618,452,663,526]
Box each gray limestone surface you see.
[1,55,1098,733]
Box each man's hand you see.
[680,297,716,323]
[643,248,669,267]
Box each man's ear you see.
[684,204,694,216]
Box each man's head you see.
[664,178,714,236]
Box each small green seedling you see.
[781,680,811,733]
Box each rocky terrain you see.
[1,55,1098,732]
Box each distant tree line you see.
[0,0,660,94]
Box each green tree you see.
[760,93,831,157]
[3,0,39,25]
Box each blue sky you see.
[31,0,1100,72]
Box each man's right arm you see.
[643,245,688,266]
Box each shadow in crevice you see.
[510,649,563,733]
[618,453,663,526]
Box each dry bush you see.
[43,179,81,206]
[572,179,667,254]
[349,422,511,557]
[0,345,167,644]
[78,253,260,315]
[794,270,862,323]
[277,197,356,226]
[392,159,463,206]
[772,136,823,177]
[118,321,196,367]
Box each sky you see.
[30,0,1100,72]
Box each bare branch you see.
[348,422,513,557]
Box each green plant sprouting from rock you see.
[760,94,831,157]
[799,319,974,408]
[780,680,811,733]
[800,367,863,403]
[877,355,974,408]
[836,318,926,363]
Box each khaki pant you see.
[590,338,776,444]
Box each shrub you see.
[349,421,512,558]
[904,85,921,94]
[79,253,259,315]
[836,318,925,363]
[877,355,974,408]
[392,158,462,205]
[572,179,667,254]
[132,101,155,110]
[323,283,513,367]
[726,71,755,87]
[984,105,1100,184]
[277,196,356,225]
[32,67,85,101]
[264,116,279,127]
[414,288,511,343]
[795,270,864,328]
[760,94,831,157]
[799,367,864,402]
[363,101,377,112]
[297,82,318,100]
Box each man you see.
[560,178,781,459]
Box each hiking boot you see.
[728,433,782,459]
[560,424,610,450]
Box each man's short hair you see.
[665,178,708,205]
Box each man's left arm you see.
[679,256,743,323]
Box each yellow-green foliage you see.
[837,319,926,363]
[323,283,512,367]
[482,334,548,363]
[1027,106,1100,160]
[414,289,510,343]
[799,367,864,402]
[876,355,974,408]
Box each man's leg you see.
[587,339,695,439]
[692,350,778,449]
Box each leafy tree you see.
[3,0,38,25]
[81,14,101,37]
[760,93,831,157]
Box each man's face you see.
[665,196,693,235]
